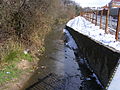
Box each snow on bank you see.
[66,16,120,90]
[66,16,120,52]
[63,29,78,49]
[108,61,120,90]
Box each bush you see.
[0,0,77,63]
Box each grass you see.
[0,0,76,87]
[4,51,19,63]
[0,50,33,84]
[4,50,33,63]
[0,64,21,84]
[19,52,33,62]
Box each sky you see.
[71,0,112,7]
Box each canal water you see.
[23,25,104,90]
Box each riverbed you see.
[23,24,104,90]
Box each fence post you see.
[95,11,98,26]
[90,13,92,22]
[92,12,93,22]
[100,10,103,29]
[87,12,89,20]
[88,12,90,21]
[105,7,110,33]
[115,8,120,40]
[92,12,94,23]
[85,12,86,19]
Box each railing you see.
[80,7,120,41]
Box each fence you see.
[80,5,120,41]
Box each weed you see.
[0,64,21,84]
[4,50,33,63]
[4,50,19,63]
[19,52,33,62]
[0,50,33,84]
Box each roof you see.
[70,0,111,8]
[111,0,120,7]
[112,0,120,2]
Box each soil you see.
[0,59,39,90]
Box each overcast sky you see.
[71,0,112,7]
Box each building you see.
[110,0,120,18]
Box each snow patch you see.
[63,29,78,49]
[66,16,120,52]
[108,60,120,90]
[66,16,120,90]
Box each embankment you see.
[65,26,120,88]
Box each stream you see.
[23,24,104,90]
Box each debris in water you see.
[41,66,46,69]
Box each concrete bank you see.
[65,26,120,88]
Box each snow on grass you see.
[66,16,120,52]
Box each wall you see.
[65,26,120,88]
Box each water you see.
[23,25,104,90]
[64,29,104,90]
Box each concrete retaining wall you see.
[65,26,120,88]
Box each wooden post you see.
[115,8,120,40]
[90,13,92,22]
[80,12,81,16]
[105,8,110,33]
[89,12,91,21]
[86,13,87,19]
[87,13,88,20]
[87,13,89,20]
[92,12,94,23]
[88,13,89,20]
[85,12,86,18]
[80,12,83,16]
[84,12,85,17]
[83,12,84,17]
[88,13,90,21]
[100,10,103,29]
[95,11,98,26]
[89,13,91,21]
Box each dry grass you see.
[0,0,78,86]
